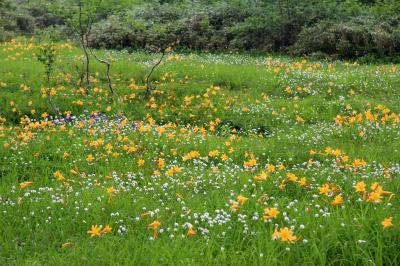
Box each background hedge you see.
[1,0,400,60]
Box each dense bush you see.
[0,0,35,41]
[89,2,257,51]
[294,16,400,58]
[88,15,137,49]
[2,0,400,59]
[28,5,64,28]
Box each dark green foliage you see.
[2,0,400,59]
[87,15,135,49]
[86,0,400,59]
[294,16,400,59]
[0,0,35,41]
[28,5,64,29]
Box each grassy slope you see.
[0,39,400,265]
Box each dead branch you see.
[86,36,116,97]
[145,48,166,98]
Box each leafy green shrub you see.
[88,15,137,49]
[3,0,400,60]
[88,1,346,52]
[0,0,35,36]
[28,5,64,29]
[294,16,400,58]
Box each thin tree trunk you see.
[79,3,90,88]
[87,43,116,97]
[145,49,166,99]
[83,40,90,86]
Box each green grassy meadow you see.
[0,38,400,265]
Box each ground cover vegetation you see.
[0,37,399,265]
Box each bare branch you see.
[145,48,167,98]
[85,35,116,97]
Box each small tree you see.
[36,38,59,113]
[51,0,102,90]
[87,44,116,97]
[144,46,169,99]
[51,0,119,97]
[144,41,177,99]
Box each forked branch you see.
[87,46,116,97]
[145,48,167,98]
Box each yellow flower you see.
[272,227,297,243]
[236,195,248,205]
[220,154,229,161]
[148,220,161,239]
[296,116,305,124]
[208,150,220,157]
[137,158,145,167]
[148,220,161,230]
[370,182,380,191]
[272,228,281,240]
[125,145,136,154]
[231,203,240,212]
[331,195,344,206]
[106,187,115,203]
[253,171,268,181]
[86,154,94,162]
[187,227,197,237]
[183,150,200,161]
[352,159,367,168]
[381,217,394,229]
[298,177,307,187]
[156,126,166,135]
[166,165,182,176]
[158,158,165,169]
[367,191,382,203]
[318,184,330,196]
[87,225,101,237]
[101,225,112,234]
[266,164,275,173]
[53,171,65,182]
[244,159,257,168]
[19,181,33,189]
[287,173,297,182]
[262,207,279,220]
[279,227,297,243]
[355,181,366,192]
